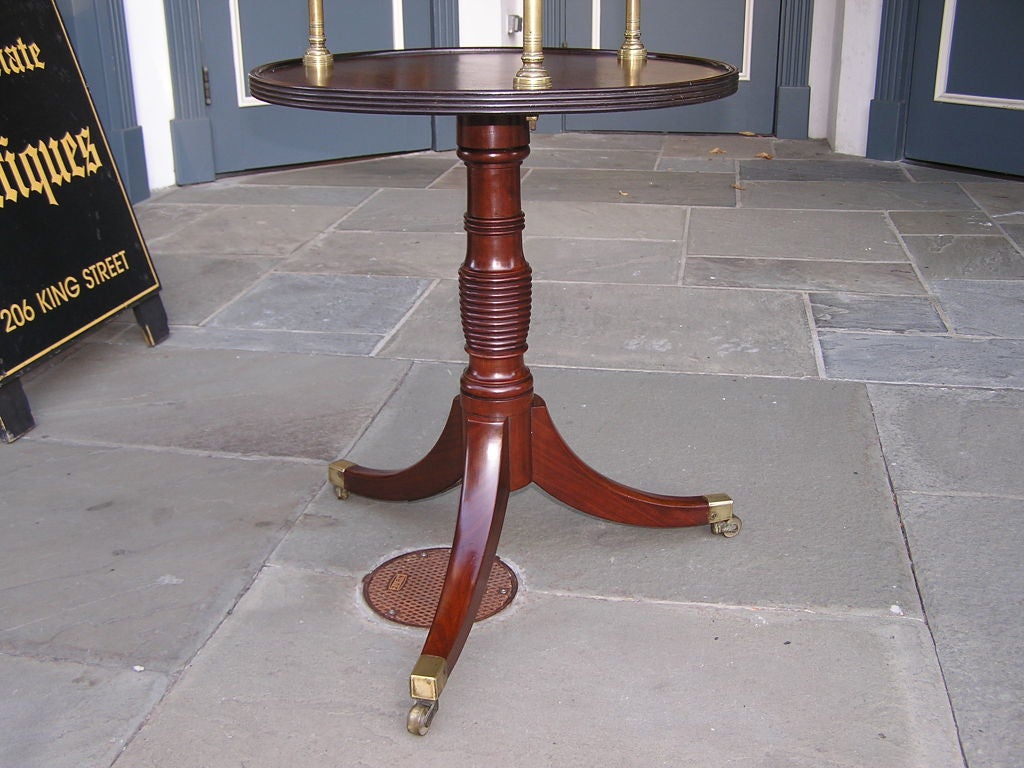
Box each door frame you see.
[866,0,919,161]
[55,0,149,201]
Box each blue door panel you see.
[905,0,1024,176]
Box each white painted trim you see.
[591,0,752,79]
[739,0,753,81]
[393,0,406,49]
[229,0,263,108]
[934,0,1024,111]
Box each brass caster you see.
[328,460,354,500]
[711,515,742,538]
[407,700,438,736]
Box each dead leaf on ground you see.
[618,190,630,196]
[739,131,757,137]
[731,184,746,190]
[756,152,775,160]
[709,147,727,155]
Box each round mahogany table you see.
[251,48,741,735]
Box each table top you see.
[249,47,738,116]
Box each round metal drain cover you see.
[362,547,517,628]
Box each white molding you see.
[592,0,752,80]
[739,0,753,81]
[934,0,1024,111]
[229,0,263,108]
[393,0,406,49]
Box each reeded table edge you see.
[249,47,739,115]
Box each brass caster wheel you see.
[711,515,742,538]
[407,700,438,736]
[333,485,349,501]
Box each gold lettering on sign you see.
[3,250,133,335]
[0,128,103,209]
[0,38,45,76]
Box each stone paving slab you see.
[930,280,1024,337]
[206,273,430,335]
[526,236,682,284]
[656,156,738,173]
[143,205,348,256]
[739,158,908,182]
[0,440,323,670]
[1001,220,1024,250]
[902,235,1024,280]
[20,344,410,460]
[900,493,1024,768]
[241,154,459,188]
[867,384,1024,496]
[888,210,999,235]
[901,165,1017,183]
[688,208,905,261]
[810,292,947,333]
[282,231,464,278]
[338,188,464,233]
[524,147,661,170]
[150,183,375,207]
[821,333,1024,388]
[661,133,776,158]
[523,168,738,206]
[739,181,979,210]
[278,363,919,616]
[114,564,962,768]
[158,326,382,357]
[960,183,1024,217]
[683,257,925,294]
[531,131,666,150]
[0,654,167,768]
[149,253,281,326]
[769,139,842,159]
[134,203,217,243]
[522,200,687,240]
[381,281,817,377]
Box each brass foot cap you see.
[705,493,734,524]
[410,654,449,702]
[328,460,355,500]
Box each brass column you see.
[514,0,552,89]
[619,0,647,62]
[304,0,333,83]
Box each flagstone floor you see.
[3,133,1022,768]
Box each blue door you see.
[562,0,781,135]
[905,0,1024,176]
[198,1,434,174]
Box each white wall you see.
[809,0,882,155]
[808,0,838,140]
[123,0,176,190]
[459,0,522,47]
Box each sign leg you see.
[0,378,35,443]
[133,294,170,346]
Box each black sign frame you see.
[1,0,162,386]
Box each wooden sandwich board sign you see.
[1,0,168,442]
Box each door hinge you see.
[202,67,212,106]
